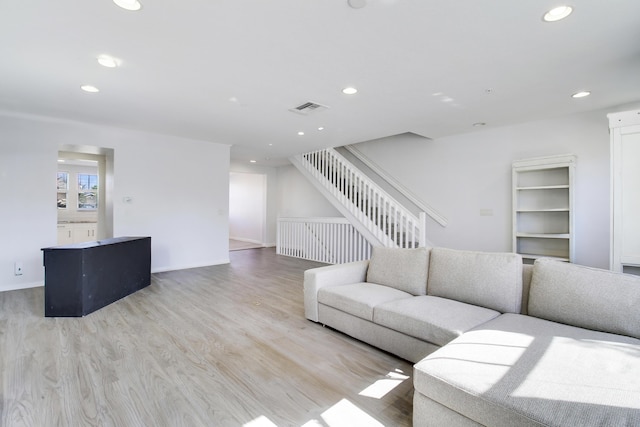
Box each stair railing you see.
[293,148,426,249]
[277,217,372,264]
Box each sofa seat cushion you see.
[317,283,412,321]
[374,296,500,347]
[414,313,640,427]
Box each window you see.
[57,172,68,209]
[78,173,98,210]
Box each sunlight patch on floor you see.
[359,369,410,399]
[301,420,324,427]
[320,398,384,427]
[248,368,409,427]
[243,415,278,427]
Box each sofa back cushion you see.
[427,247,523,313]
[528,259,640,339]
[366,247,430,295]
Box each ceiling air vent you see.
[289,101,329,115]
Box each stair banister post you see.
[418,211,427,248]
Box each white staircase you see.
[288,148,427,255]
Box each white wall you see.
[229,161,343,246]
[273,107,630,268]
[350,108,613,268]
[0,113,230,291]
[276,165,341,218]
[229,172,265,244]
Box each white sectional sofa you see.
[303,246,640,426]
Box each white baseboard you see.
[229,237,263,245]
[0,281,44,293]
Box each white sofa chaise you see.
[303,246,640,426]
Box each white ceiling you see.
[1,1,639,167]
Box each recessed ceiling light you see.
[318,127,325,131]
[298,131,305,136]
[113,0,142,11]
[572,91,591,98]
[348,0,367,9]
[543,6,573,22]
[97,55,120,68]
[80,85,100,93]
[249,160,257,163]
[342,87,358,95]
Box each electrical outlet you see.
[14,262,23,276]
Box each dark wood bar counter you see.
[42,236,151,317]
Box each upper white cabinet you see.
[512,154,576,263]
[609,109,640,273]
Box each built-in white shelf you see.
[517,253,570,262]
[516,208,569,212]
[512,154,576,264]
[516,233,571,239]
[516,185,570,190]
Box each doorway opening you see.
[229,172,267,251]
[57,146,114,245]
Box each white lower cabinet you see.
[57,222,97,245]
[72,223,97,243]
[57,224,74,245]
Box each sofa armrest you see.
[303,260,369,322]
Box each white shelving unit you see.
[512,154,576,263]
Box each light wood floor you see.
[0,248,413,427]
[229,239,264,251]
